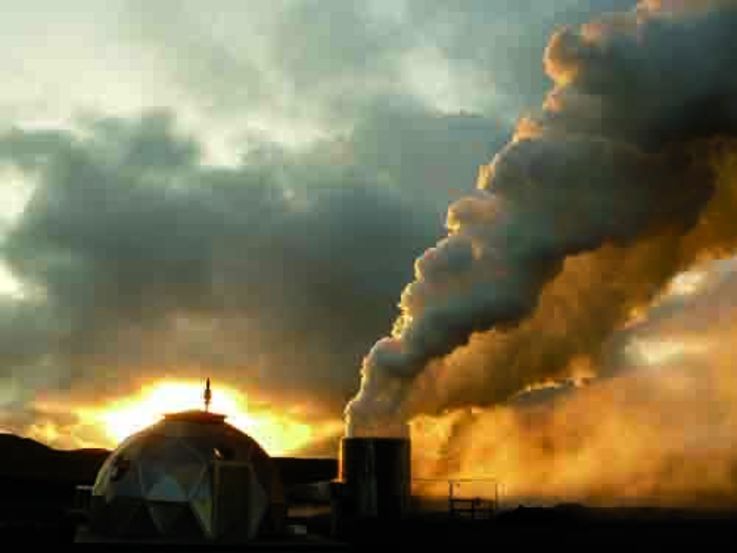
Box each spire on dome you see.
[204,377,212,412]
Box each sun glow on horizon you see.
[77,380,341,456]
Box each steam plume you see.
[411,255,737,506]
[347,0,737,436]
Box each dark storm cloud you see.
[0,105,505,410]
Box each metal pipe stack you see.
[337,437,411,520]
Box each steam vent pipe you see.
[338,437,411,520]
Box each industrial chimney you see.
[334,434,411,524]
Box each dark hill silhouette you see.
[0,433,109,485]
[0,434,109,542]
[0,433,338,486]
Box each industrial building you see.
[41,381,734,547]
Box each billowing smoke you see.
[411,255,737,506]
[346,0,737,436]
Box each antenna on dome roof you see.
[203,378,212,412]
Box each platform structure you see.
[447,478,499,520]
[412,477,500,519]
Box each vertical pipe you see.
[339,438,411,520]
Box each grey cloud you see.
[0,105,505,416]
[118,0,633,130]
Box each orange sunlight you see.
[77,380,342,456]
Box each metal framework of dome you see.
[90,406,285,542]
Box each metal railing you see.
[413,477,500,519]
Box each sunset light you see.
[78,380,341,456]
[6,1,737,546]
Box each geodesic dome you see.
[90,410,285,542]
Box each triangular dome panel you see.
[188,467,211,500]
[146,474,188,502]
[191,496,214,538]
[169,462,206,495]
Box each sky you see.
[0,0,635,435]
[8,0,727,453]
